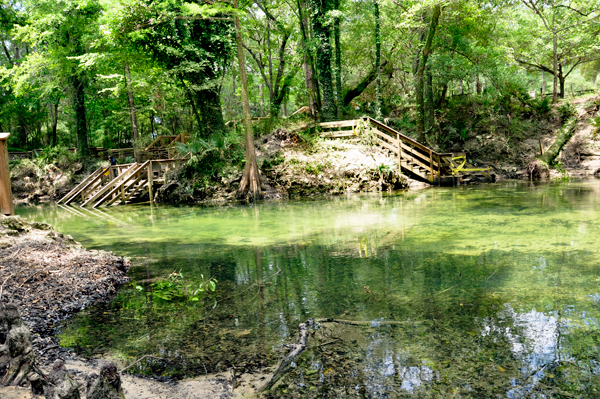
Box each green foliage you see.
[553,161,571,182]
[135,271,217,303]
[173,130,244,189]
[557,102,576,121]
[36,145,79,169]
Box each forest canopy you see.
[0,0,598,154]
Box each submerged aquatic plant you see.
[135,271,217,302]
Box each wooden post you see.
[429,149,434,183]
[147,161,153,202]
[0,133,14,215]
[396,133,401,170]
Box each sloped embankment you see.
[256,129,409,198]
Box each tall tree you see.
[333,0,342,116]
[310,0,336,121]
[415,4,441,140]
[234,0,262,200]
[519,0,600,102]
[15,0,102,157]
[373,0,382,119]
[121,0,233,138]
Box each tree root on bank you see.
[258,318,314,392]
[527,159,550,180]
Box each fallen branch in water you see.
[259,318,314,392]
[119,354,166,373]
[315,318,420,326]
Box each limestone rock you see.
[44,360,80,399]
[0,217,31,233]
[86,363,125,399]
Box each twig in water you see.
[435,284,458,296]
[119,355,166,373]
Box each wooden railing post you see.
[148,161,154,202]
[0,133,14,215]
[396,133,401,170]
[429,149,434,183]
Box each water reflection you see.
[16,180,600,396]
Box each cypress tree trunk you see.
[415,4,441,141]
[310,0,336,121]
[234,0,262,200]
[124,63,141,162]
[71,72,89,158]
[374,0,382,120]
[334,0,342,117]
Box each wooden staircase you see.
[319,117,490,185]
[58,159,182,208]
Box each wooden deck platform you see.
[319,117,490,184]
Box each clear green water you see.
[17,180,600,397]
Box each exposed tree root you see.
[527,159,550,180]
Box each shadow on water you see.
[17,180,600,397]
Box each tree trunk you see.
[415,4,441,141]
[542,71,545,96]
[310,0,336,121]
[436,82,447,108]
[552,32,558,103]
[425,66,434,130]
[476,75,482,94]
[71,72,89,158]
[558,64,565,99]
[234,0,262,200]
[196,88,226,138]
[334,0,342,117]
[374,0,382,119]
[297,0,317,119]
[540,117,578,165]
[342,60,387,107]
[50,101,59,147]
[124,63,141,162]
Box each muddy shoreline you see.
[0,215,131,365]
[0,215,264,398]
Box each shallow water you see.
[17,180,600,397]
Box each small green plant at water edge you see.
[135,271,217,302]
[553,161,571,182]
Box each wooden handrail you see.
[93,161,150,208]
[364,117,433,154]
[81,163,143,207]
[58,166,107,204]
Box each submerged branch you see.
[259,318,314,392]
